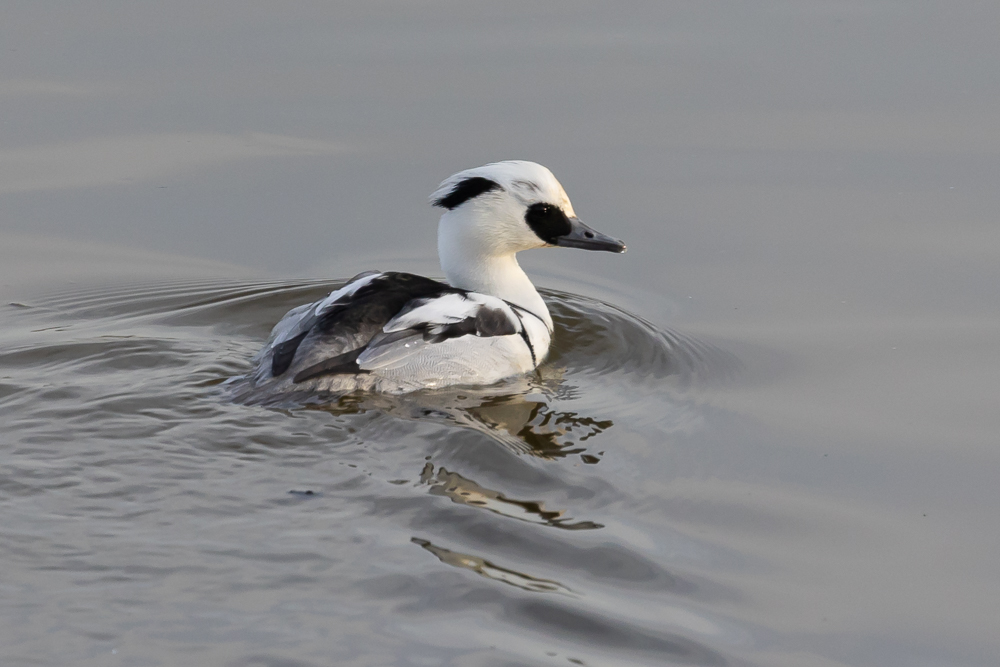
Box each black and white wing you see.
[257,272,530,389]
[355,292,523,371]
[264,270,384,379]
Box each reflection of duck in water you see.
[419,462,602,530]
[315,375,614,462]
[461,392,613,461]
[411,537,574,594]
[230,161,625,404]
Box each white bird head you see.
[431,160,626,260]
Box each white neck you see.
[438,214,552,330]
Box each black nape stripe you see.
[433,177,502,210]
[524,203,572,245]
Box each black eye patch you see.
[433,177,502,210]
[524,203,572,244]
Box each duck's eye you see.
[524,202,572,244]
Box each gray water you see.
[3,2,1000,666]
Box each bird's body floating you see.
[230,161,625,402]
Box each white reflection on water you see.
[0,132,344,193]
[0,78,117,98]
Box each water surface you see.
[3,2,1000,666]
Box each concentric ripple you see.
[2,276,744,667]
